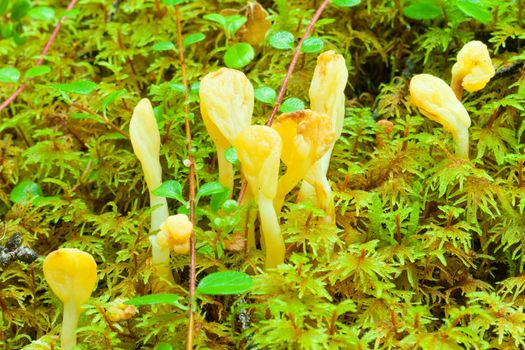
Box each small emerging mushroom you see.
[43,248,97,350]
[156,214,193,255]
[200,68,254,191]
[233,125,284,268]
[410,74,471,159]
[451,40,495,100]
[271,109,335,213]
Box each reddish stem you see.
[0,0,79,112]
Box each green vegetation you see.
[1,0,525,348]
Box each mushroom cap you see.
[451,40,495,92]
[200,68,254,147]
[233,125,282,199]
[43,248,97,308]
[129,98,162,189]
[410,74,470,132]
[309,50,348,137]
[156,214,193,249]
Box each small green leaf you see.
[403,0,442,20]
[224,147,239,165]
[224,15,247,37]
[125,294,188,310]
[203,13,227,29]
[152,41,176,51]
[223,43,255,69]
[197,182,229,198]
[0,67,21,83]
[301,37,324,53]
[1,23,14,38]
[102,89,126,119]
[456,0,492,24]
[28,6,55,20]
[10,181,43,204]
[25,65,51,79]
[331,0,361,7]
[279,97,305,113]
[254,86,277,104]
[161,0,185,5]
[269,31,294,50]
[152,180,185,203]
[183,33,206,47]
[154,344,173,350]
[197,271,254,295]
[169,82,186,92]
[10,0,31,20]
[190,82,200,94]
[54,80,98,94]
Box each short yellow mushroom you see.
[233,125,284,268]
[43,248,97,350]
[156,214,193,255]
[410,74,471,159]
[200,68,254,191]
[271,109,335,213]
[298,51,348,221]
[451,40,495,100]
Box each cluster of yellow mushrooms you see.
[42,42,495,348]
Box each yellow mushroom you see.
[451,40,495,100]
[129,98,173,292]
[298,51,348,221]
[410,74,471,159]
[156,214,193,254]
[200,68,254,191]
[271,109,335,213]
[233,125,284,268]
[43,248,97,350]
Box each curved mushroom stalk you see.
[271,110,335,213]
[43,248,97,350]
[298,51,348,221]
[410,74,471,159]
[451,40,495,100]
[200,68,254,191]
[234,125,284,268]
[130,98,173,292]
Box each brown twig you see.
[70,102,129,139]
[0,0,79,113]
[174,6,197,350]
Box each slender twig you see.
[71,102,129,139]
[0,0,79,113]
[174,6,197,350]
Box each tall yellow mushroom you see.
[233,125,284,268]
[451,40,495,100]
[410,74,471,159]
[298,51,348,221]
[43,248,97,350]
[200,68,254,191]
[271,109,335,213]
[129,98,173,292]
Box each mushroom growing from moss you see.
[451,40,495,100]
[298,50,348,221]
[271,109,335,213]
[43,248,97,350]
[156,214,193,255]
[200,68,254,191]
[410,74,471,159]
[233,125,284,268]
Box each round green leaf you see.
[152,41,176,51]
[152,180,185,203]
[254,86,277,104]
[456,0,492,24]
[331,0,361,6]
[224,146,239,165]
[223,43,255,69]
[197,271,254,295]
[301,37,324,53]
[0,67,21,83]
[10,0,31,20]
[10,181,43,204]
[403,1,442,20]
[28,6,55,21]
[25,65,51,79]
[279,97,305,113]
[183,33,206,47]
[54,80,98,94]
[197,182,229,197]
[269,31,294,50]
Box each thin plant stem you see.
[0,0,79,113]
[174,5,197,350]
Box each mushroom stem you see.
[216,145,234,192]
[61,301,80,350]
[452,126,469,159]
[150,194,169,234]
[258,193,285,268]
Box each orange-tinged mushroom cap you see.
[43,248,97,308]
